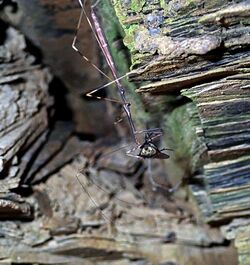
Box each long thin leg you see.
[160,148,174,152]
[72,1,112,81]
[83,74,130,97]
[147,159,178,193]
[98,142,136,160]
[114,109,127,124]
[168,180,182,193]
[125,143,143,159]
[135,128,163,137]
[72,2,145,88]
[72,1,130,105]
[75,170,111,222]
[76,165,148,221]
[126,153,144,160]
[84,85,130,105]
[73,1,167,143]
[85,173,140,207]
[74,0,138,141]
[147,159,159,192]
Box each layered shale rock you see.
[0,26,51,219]
[0,0,249,264]
[108,0,250,264]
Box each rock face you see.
[0,22,90,217]
[0,155,238,265]
[0,0,114,136]
[0,26,51,219]
[0,28,237,262]
[0,0,249,264]
[109,0,250,214]
[107,0,250,264]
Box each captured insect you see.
[72,0,175,209]
[127,130,171,160]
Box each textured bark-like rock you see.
[0,0,96,92]
[0,25,90,222]
[109,0,250,263]
[0,0,248,264]
[0,158,238,265]
[235,224,250,265]
[0,193,32,219]
[111,0,250,85]
[0,26,51,219]
[181,77,250,222]
[22,122,74,184]
[110,1,250,217]
[0,0,114,136]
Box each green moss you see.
[159,0,168,14]
[131,57,143,67]
[166,101,209,173]
[166,103,198,168]
[123,24,139,52]
[186,0,197,9]
[131,0,145,12]
[112,0,127,22]
[111,0,140,53]
[96,0,150,129]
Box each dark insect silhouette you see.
[138,132,171,159]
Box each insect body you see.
[139,142,158,158]
[139,141,169,159]
[138,132,170,159]
[126,130,171,161]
